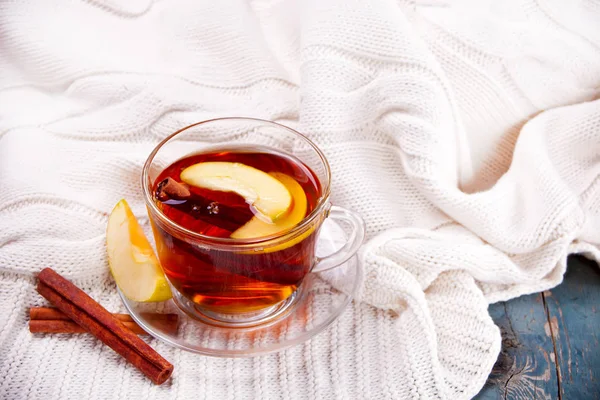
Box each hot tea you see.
[151,146,322,314]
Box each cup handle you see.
[312,206,366,273]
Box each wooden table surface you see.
[475,256,599,400]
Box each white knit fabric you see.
[1,0,599,398]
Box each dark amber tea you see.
[151,147,322,314]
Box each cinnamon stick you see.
[30,307,178,323]
[155,177,191,201]
[30,319,148,335]
[29,307,178,336]
[36,268,173,385]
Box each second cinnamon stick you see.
[29,307,179,336]
[30,307,178,323]
[30,319,148,335]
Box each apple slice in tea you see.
[232,172,307,239]
[231,172,315,252]
[180,161,292,222]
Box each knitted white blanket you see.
[1,0,599,398]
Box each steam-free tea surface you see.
[151,147,323,314]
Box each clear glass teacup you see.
[142,118,365,327]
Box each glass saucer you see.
[117,218,361,357]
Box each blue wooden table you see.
[475,256,600,399]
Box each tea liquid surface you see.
[152,147,322,313]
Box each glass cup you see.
[142,118,365,327]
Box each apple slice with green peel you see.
[106,199,172,302]
[231,172,307,239]
[180,162,292,221]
